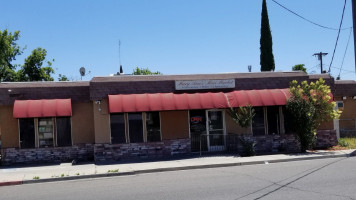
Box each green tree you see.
[292,64,307,73]
[0,29,23,81]
[132,67,162,75]
[286,78,341,152]
[0,29,61,82]
[260,0,275,71]
[18,48,54,81]
[58,74,69,81]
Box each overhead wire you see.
[328,0,348,73]
[270,0,351,31]
[341,71,356,75]
[307,64,321,74]
[337,27,353,79]
[331,66,355,74]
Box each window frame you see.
[127,112,144,143]
[252,106,286,136]
[145,111,162,142]
[18,118,36,149]
[336,101,344,109]
[55,117,73,147]
[252,106,266,136]
[18,117,73,148]
[109,113,127,144]
[38,117,55,148]
[110,112,163,144]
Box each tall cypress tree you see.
[260,0,275,71]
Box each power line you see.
[270,0,351,31]
[328,0,348,73]
[341,71,356,75]
[307,64,321,74]
[331,66,355,73]
[337,27,353,78]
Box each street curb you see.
[1,152,354,186]
[0,181,22,187]
[22,171,135,185]
[266,153,352,164]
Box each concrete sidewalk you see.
[1,149,355,187]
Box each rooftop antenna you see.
[119,40,121,66]
[79,67,91,80]
[79,67,85,80]
[118,40,123,75]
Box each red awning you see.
[13,99,72,118]
[226,89,290,107]
[108,89,291,113]
[109,92,229,113]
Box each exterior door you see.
[190,110,207,152]
[206,110,225,151]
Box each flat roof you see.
[91,71,309,82]
[0,81,89,88]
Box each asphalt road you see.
[1,157,356,200]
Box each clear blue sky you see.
[1,0,355,81]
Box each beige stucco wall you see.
[225,110,252,134]
[338,99,356,130]
[339,99,356,119]
[161,110,189,140]
[0,106,19,148]
[71,102,95,144]
[93,99,111,143]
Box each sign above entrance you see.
[175,79,235,90]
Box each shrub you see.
[239,137,256,157]
[338,139,349,147]
[286,79,341,152]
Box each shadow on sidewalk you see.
[0,162,60,170]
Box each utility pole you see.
[352,0,356,77]
[313,52,328,73]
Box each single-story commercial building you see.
[0,71,340,165]
[334,80,356,137]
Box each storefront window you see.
[110,114,126,144]
[252,107,265,135]
[128,113,143,143]
[19,118,35,148]
[38,118,54,147]
[267,106,280,135]
[146,112,161,142]
[282,107,293,134]
[56,117,72,146]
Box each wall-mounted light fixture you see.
[8,89,21,97]
[95,100,102,111]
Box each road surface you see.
[1,157,356,200]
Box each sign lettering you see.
[175,79,235,90]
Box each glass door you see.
[206,110,225,151]
[190,110,207,152]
